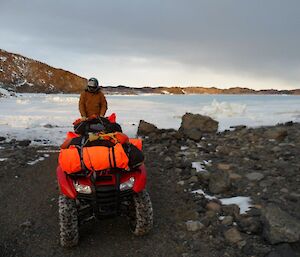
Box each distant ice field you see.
[0,93,300,145]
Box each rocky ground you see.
[0,114,300,257]
[138,114,300,257]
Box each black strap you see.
[111,146,117,168]
[108,146,113,168]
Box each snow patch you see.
[192,189,216,200]
[219,196,252,214]
[203,160,212,166]
[180,146,189,151]
[192,162,207,173]
[27,154,49,165]
[0,158,8,161]
[192,190,252,214]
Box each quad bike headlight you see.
[120,177,135,191]
[73,181,92,194]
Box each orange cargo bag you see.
[83,143,129,171]
[59,147,81,174]
[129,138,143,150]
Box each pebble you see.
[224,227,243,244]
[280,188,289,193]
[217,163,231,171]
[186,220,204,232]
[177,180,185,186]
[164,156,172,162]
[245,172,264,181]
[188,176,198,183]
[206,202,221,212]
[19,220,32,229]
[222,216,234,226]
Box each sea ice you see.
[0,93,300,145]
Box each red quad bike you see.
[56,118,153,247]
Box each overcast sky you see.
[0,0,299,89]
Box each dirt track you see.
[0,147,202,257]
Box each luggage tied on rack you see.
[59,143,129,174]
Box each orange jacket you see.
[79,90,107,117]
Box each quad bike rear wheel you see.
[58,195,79,247]
[129,190,153,235]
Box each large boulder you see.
[137,120,159,136]
[262,204,300,244]
[179,113,218,140]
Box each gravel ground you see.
[0,140,204,257]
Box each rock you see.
[209,171,230,194]
[201,211,218,226]
[245,172,264,181]
[179,113,218,140]
[262,204,300,244]
[215,145,230,155]
[271,146,281,153]
[224,228,243,244]
[185,129,202,141]
[19,220,32,228]
[137,120,158,136]
[205,210,217,219]
[264,128,288,141]
[230,125,247,130]
[289,192,300,199]
[221,216,233,226]
[229,173,242,181]
[206,202,221,212]
[222,204,240,219]
[43,123,55,128]
[17,140,31,147]
[237,216,262,234]
[188,176,198,183]
[217,163,231,171]
[280,188,289,193]
[177,180,185,186]
[186,220,204,232]
[0,136,6,141]
[164,156,172,162]
[265,243,299,257]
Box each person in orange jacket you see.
[79,78,107,119]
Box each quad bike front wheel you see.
[58,195,79,247]
[129,190,153,235]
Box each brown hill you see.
[0,49,299,95]
[0,49,86,93]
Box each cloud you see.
[0,0,300,89]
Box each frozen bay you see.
[0,93,299,145]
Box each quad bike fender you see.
[56,165,77,199]
[132,164,147,193]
